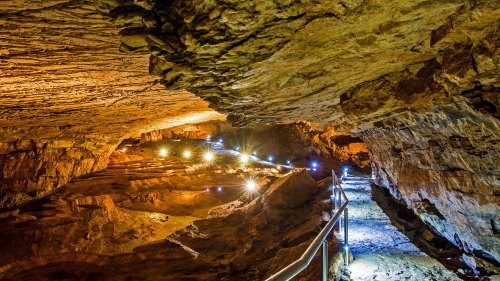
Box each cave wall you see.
[338,24,500,261]
[363,104,499,262]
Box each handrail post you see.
[338,188,342,232]
[344,207,349,266]
[322,240,328,281]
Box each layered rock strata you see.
[0,167,333,280]
[0,0,225,208]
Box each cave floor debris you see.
[343,177,461,281]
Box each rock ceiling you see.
[0,0,225,144]
[0,0,224,208]
[110,0,499,127]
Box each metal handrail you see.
[266,170,350,281]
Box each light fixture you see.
[183,150,192,159]
[253,151,257,156]
[286,160,291,165]
[235,146,240,151]
[206,134,211,141]
[240,154,249,163]
[245,179,257,191]
[277,165,282,171]
[218,138,223,143]
[206,188,210,192]
[159,148,167,157]
[203,151,215,162]
[268,156,273,162]
[217,187,222,192]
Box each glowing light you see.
[253,151,257,156]
[218,138,223,143]
[311,161,318,168]
[203,151,215,162]
[206,188,210,192]
[217,187,222,192]
[240,154,249,163]
[286,160,291,165]
[268,156,273,162]
[182,150,192,159]
[277,165,282,171]
[235,146,240,151]
[343,166,349,177]
[206,134,211,141]
[245,179,257,191]
[159,148,168,157]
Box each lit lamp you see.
[159,148,168,157]
[343,167,349,178]
[203,151,215,162]
[183,150,192,159]
[240,154,249,164]
[245,179,257,191]
[235,146,240,151]
[268,156,273,162]
[311,161,318,172]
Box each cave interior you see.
[0,0,499,280]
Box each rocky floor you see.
[344,177,461,281]
[0,139,284,267]
[0,139,337,280]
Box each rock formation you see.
[0,0,498,274]
[0,0,225,208]
[0,167,332,280]
[106,0,500,264]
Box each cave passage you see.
[344,177,460,280]
[0,132,474,280]
[0,137,290,263]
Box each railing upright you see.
[265,169,350,281]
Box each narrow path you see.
[342,176,460,281]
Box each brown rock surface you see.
[108,0,500,264]
[0,0,225,208]
[0,0,498,272]
[0,158,331,280]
